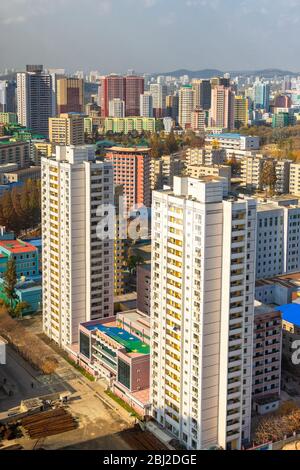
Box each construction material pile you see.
[21,408,77,439]
[121,425,168,450]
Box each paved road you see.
[0,346,55,411]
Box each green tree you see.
[3,258,18,312]
[127,255,144,275]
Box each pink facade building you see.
[210,85,235,130]
[100,75,144,117]
[105,146,151,214]
[125,76,144,116]
[101,75,126,117]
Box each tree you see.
[261,160,277,196]
[226,157,241,176]
[127,255,144,275]
[3,258,18,312]
[164,132,178,154]
[13,301,30,319]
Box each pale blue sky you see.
[1,0,300,73]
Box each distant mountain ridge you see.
[156,68,300,79]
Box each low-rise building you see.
[255,273,300,305]
[0,239,39,280]
[205,133,260,151]
[241,155,290,193]
[185,146,225,166]
[186,164,231,192]
[0,140,30,168]
[279,302,300,376]
[289,163,300,196]
[0,166,41,184]
[104,117,157,134]
[78,310,151,416]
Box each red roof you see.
[0,239,37,254]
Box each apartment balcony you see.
[227,390,241,400]
[229,317,243,328]
[228,338,243,347]
[231,274,244,283]
[230,285,244,294]
[231,263,245,271]
[228,359,242,369]
[227,400,241,411]
[229,349,242,359]
[227,408,241,421]
[231,241,245,250]
[165,403,179,419]
[229,326,243,336]
[231,253,245,261]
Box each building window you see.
[79,332,90,359]
[118,358,131,390]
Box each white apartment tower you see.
[256,199,300,279]
[109,98,125,118]
[140,92,154,118]
[178,85,195,130]
[151,176,256,450]
[17,65,53,136]
[42,145,114,348]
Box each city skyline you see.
[1,0,300,73]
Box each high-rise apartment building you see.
[191,107,206,132]
[42,145,114,347]
[56,78,84,114]
[253,80,270,111]
[200,80,212,110]
[105,146,151,215]
[151,176,256,450]
[100,75,126,117]
[140,92,153,118]
[234,96,249,129]
[125,76,144,116]
[166,95,179,122]
[0,80,16,113]
[149,84,167,118]
[210,86,235,130]
[256,198,300,279]
[17,65,53,136]
[108,98,125,118]
[191,80,211,110]
[178,85,195,130]
[49,113,85,146]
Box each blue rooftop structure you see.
[275,303,300,328]
[207,133,241,139]
[85,323,150,354]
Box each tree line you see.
[0,179,41,234]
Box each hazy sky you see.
[1,0,300,73]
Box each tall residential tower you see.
[151,176,256,450]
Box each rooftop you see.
[85,322,150,355]
[106,146,151,153]
[207,133,242,139]
[275,302,300,327]
[0,239,37,254]
[256,272,300,289]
